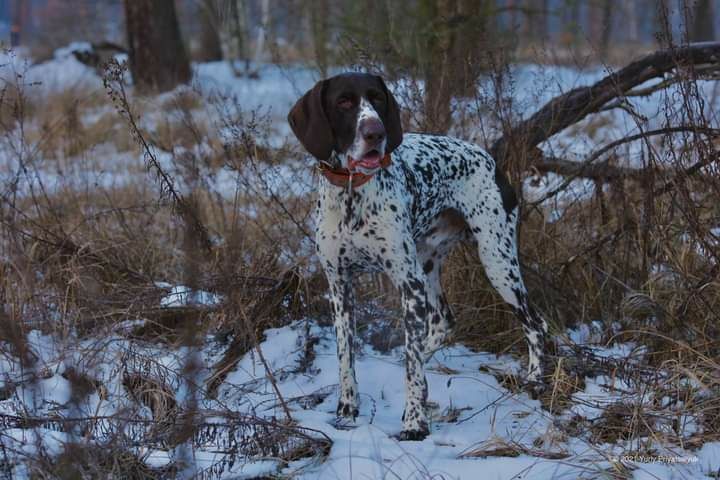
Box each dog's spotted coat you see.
[289,73,548,441]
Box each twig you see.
[102,59,213,254]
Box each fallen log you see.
[491,42,720,171]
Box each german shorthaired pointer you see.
[288,73,548,441]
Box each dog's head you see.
[288,73,403,174]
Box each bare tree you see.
[599,0,614,60]
[690,0,715,41]
[253,0,271,63]
[310,0,330,77]
[198,0,224,62]
[11,0,23,47]
[229,0,252,75]
[124,0,192,92]
[419,0,455,134]
[491,42,720,174]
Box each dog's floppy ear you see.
[288,80,334,160]
[376,76,403,154]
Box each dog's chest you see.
[315,186,400,272]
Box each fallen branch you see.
[0,410,332,467]
[530,126,720,206]
[491,42,720,169]
[534,154,646,182]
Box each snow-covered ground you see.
[1,306,716,479]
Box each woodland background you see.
[1,1,720,479]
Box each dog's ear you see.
[376,76,403,154]
[288,80,334,160]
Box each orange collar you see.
[318,154,392,189]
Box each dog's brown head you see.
[288,73,403,174]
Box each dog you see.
[288,72,548,441]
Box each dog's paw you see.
[336,400,359,420]
[397,428,429,441]
[331,415,358,430]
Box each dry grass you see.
[0,58,331,477]
[459,436,570,460]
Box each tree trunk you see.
[310,0,330,77]
[451,0,488,97]
[230,0,250,73]
[419,0,455,134]
[124,0,192,93]
[253,0,271,64]
[690,0,715,42]
[563,0,581,45]
[626,0,638,43]
[197,0,223,62]
[540,0,549,39]
[528,0,549,40]
[599,0,614,60]
[11,0,22,46]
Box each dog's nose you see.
[360,118,386,145]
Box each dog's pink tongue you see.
[356,151,381,169]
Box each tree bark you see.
[419,0,457,134]
[124,0,192,93]
[451,0,489,97]
[11,0,22,47]
[310,0,330,77]
[690,0,715,42]
[599,0,614,60]
[197,0,223,62]
[419,0,491,133]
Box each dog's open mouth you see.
[350,150,382,171]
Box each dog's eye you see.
[369,95,384,106]
[337,98,353,110]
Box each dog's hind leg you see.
[420,260,453,359]
[415,209,470,360]
[457,187,548,390]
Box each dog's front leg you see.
[326,269,359,419]
[398,273,430,440]
[380,246,431,440]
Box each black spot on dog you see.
[423,259,433,274]
[494,168,518,215]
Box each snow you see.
[0,44,103,96]
[193,62,319,120]
[205,320,704,479]
[0,308,713,479]
[697,442,720,473]
[157,283,222,307]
